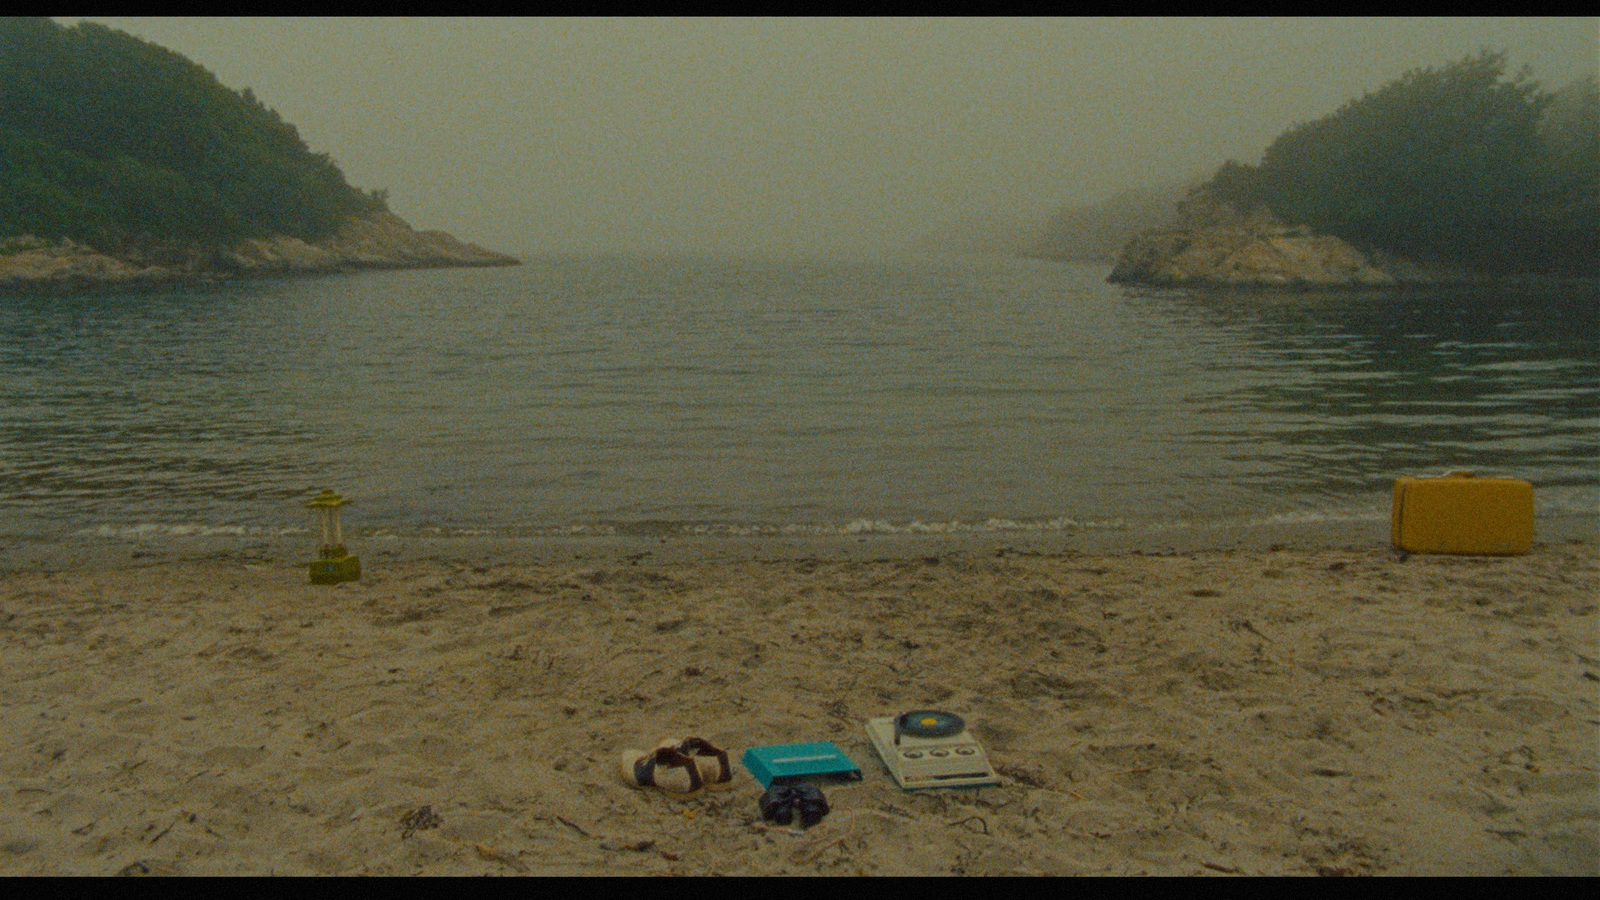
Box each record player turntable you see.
[864,710,999,790]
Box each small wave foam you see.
[592,517,1131,537]
[1143,506,1387,533]
[80,523,307,540]
[362,517,1132,539]
[837,517,1127,535]
[1251,508,1388,526]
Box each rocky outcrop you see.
[1,211,518,292]
[0,236,179,290]
[215,211,518,274]
[1107,194,1447,289]
[318,210,517,270]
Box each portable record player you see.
[864,710,999,790]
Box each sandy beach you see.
[0,535,1595,876]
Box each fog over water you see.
[58,17,1600,258]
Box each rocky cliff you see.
[0,211,518,292]
[1106,194,1451,289]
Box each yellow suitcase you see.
[1391,472,1533,556]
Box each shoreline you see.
[0,254,520,297]
[0,211,519,296]
[0,533,1594,874]
[1100,194,1597,292]
[4,511,1594,573]
[1105,272,1600,293]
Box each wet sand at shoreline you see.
[1,537,1595,875]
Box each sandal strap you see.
[678,737,731,783]
[633,754,657,787]
[635,746,703,791]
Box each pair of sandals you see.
[620,737,733,795]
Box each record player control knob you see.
[930,750,950,757]
[956,748,976,755]
[903,751,923,759]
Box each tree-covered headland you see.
[0,17,386,254]
[1201,51,1598,277]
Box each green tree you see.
[1528,76,1599,273]
[0,17,388,249]
[1204,51,1595,276]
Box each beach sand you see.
[0,536,1595,876]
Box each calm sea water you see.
[1,255,1595,545]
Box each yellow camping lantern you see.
[306,489,361,584]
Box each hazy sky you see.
[60,17,1600,258]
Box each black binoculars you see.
[758,782,830,829]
